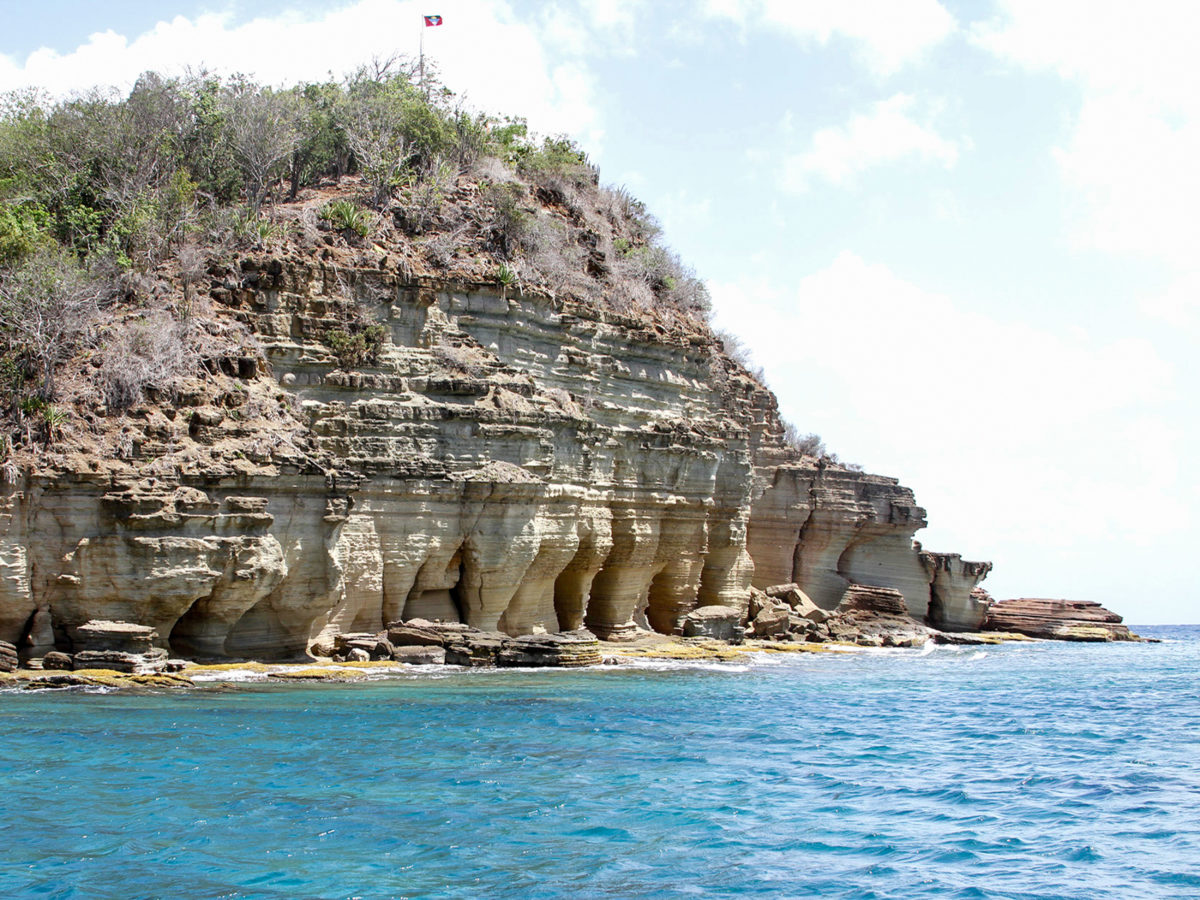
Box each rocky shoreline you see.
[0,590,1146,692]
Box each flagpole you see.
[419,17,425,93]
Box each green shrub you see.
[0,201,49,265]
[320,199,371,237]
[481,181,527,258]
[324,324,387,369]
[231,208,287,246]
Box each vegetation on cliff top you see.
[0,57,829,466]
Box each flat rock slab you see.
[73,620,159,654]
[73,648,168,673]
[392,646,447,665]
[497,630,602,667]
[984,598,1139,641]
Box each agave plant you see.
[319,200,372,238]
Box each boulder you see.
[444,632,508,667]
[819,584,933,647]
[41,651,73,670]
[803,605,829,625]
[72,620,158,654]
[0,639,17,673]
[764,583,821,616]
[347,647,371,662]
[392,645,447,665]
[836,585,909,617]
[333,633,393,660]
[748,603,790,638]
[747,587,774,620]
[682,606,744,642]
[387,625,446,647]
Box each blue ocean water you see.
[2,626,1198,899]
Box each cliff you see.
[0,179,992,660]
[0,68,994,661]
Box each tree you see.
[223,82,300,211]
[0,246,110,400]
[341,89,415,208]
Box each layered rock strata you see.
[983,598,1139,642]
[0,254,991,660]
[327,618,601,668]
[741,582,933,647]
[28,620,175,673]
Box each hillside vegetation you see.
[0,58,830,467]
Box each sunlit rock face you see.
[0,257,989,657]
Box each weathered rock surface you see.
[387,623,447,647]
[921,553,994,632]
[748,602,791,639]
[496,630,602,667]
[823,585,933,648]
[764,583,822,620]
[62,620,170,672]
[444,632,509,667]
[73,648,169,673]
[681,605,744,642]
[0,639,16,672]
[41,650,73,670]
[0,250,993,658]
[984,598,1139,642]
[72,620,157,654]
[391,645,447,665]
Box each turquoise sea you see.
[2,625,1198,899]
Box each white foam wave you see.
[608,658,751,673]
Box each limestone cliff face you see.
[0,253,989,658]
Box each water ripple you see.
[0,625,1198,898]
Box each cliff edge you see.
[0,66,992,660]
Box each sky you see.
[1,0,1197,623]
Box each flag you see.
[424,15,443,26]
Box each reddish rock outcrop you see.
[983,598,1139,642]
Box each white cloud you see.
[705,0,956,74]
[654,189,713,239]
[974,1,1200,270]
[0,0,604,146]
[1141,271,1200,330]
[781,94,960,191]
[540,0,643,58]
[709,252,1184,597]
